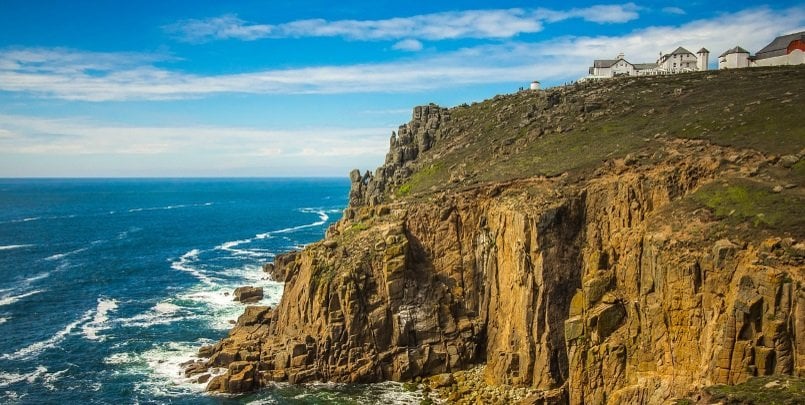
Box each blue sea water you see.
[0,179,421,404]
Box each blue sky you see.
[0,1,802,177]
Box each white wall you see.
[753,49,805,66]
[718,53,750,69]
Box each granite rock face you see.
[198,136,804,401]
[197,68,805,402]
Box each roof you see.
[697,48,709,54]
[658,46,695,63]
[670,46,693,55]
[633,63,657,70]
[719,46,750,57]
[755,31,805,60]
[593,59,617,68]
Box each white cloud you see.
[0,7,802,101]
[163,14,271,43]
[165,4,641,43]
[0,113,394,176]
[541,3,641,24]
[662,7,686,15]
[0,113,389,157]
[392,39,423,52]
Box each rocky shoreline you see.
[419,365,564,404]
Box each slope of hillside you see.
[192,66,805,404]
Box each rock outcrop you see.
[195,67,805,403]
[233,286,263,303]
[347,104,450,208]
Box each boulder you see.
[237,306,271,326]
[233,286,263,303]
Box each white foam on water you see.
[155,302,181,314]
[23,272,51,283]
[116,301,194,329]
[109,340,221,397]
[44,247,88,261]
[1,309,93,360]
[104,352,137,365]
[128,202,215,213]
[0,317,8,324]
[0,365,48,388]
[0,289,43,306]
[372,381,427,404]
[171,249,216,286]
[41,367,69,390]
[82,298,119,341]
[254,208,330,240]
[0,244,34,251]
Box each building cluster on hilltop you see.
[580,30,804,81]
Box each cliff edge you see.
[191,66,805,404]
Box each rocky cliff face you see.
[349,104,450,207]
[193,67,804,404]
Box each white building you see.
[718,46,751,69]
[754,31,805,66]
[585,47,709,80]
[656,47,700,73]
[719,31,805,69]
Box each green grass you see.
[692,179,804,231]
[392,66,805,197]
[396,163,441,197]
[310,261,336,295]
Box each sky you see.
[0,1,802,177]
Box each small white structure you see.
[530,80,541,90]
[718,46,751,69]
[697,48,710,71]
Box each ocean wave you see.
[0,365,48,388]
[170,249,216,286]
[254,208,331,240]
[128,202,214,213]
[0,244,34,251]
[108,340,221,397]
[116,301,193,329]
[0,289,44,306]
[44,247,88,261]
[215,237,276,259]
[0,317,8,324]
[1,309,93,360]
[0,364,70,392]
[82,298,118,341]
[216,238,252,251]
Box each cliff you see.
[192,66,805,404]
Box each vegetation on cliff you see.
[193,66,804,404]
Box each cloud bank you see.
[164,4,640,43]
[0,7,801,102]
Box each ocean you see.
[0,178,421,404]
